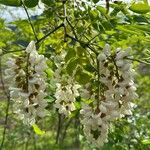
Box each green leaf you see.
[75,68,92,84]
[32,124,45,135]
[110,4,122,16]
[132,15,150,23]
[66,57,79,75]
[89,10,99,20]
[82,98,94,105]
[24,0,39,8]
[76,46,87,56]
[96,6,106,15]
[129,3,150,14]
[116,25,142,35]
[65,48,76,62]
[92,0,99,4]
[143,0,148,5]
[0,0,21,7]
[141,139,150,145]
[46,68,53,78]
[41,0,54,6]
[74,101,81,110]
[101,20,112,30]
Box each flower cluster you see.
[80,44,138,147]
[54,66,80,116]
[5,41,48,125]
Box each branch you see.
[36,23,64,44]
[106,0,110,14]
[66,34,98,54]
[62,0,67,42]
[25,54,30,92]
[0,57,10,150]
[0,50,23,56]
[66,17,78,39]
[60,118,72,144]
[126,57,150,65]
[56,113,62,144]
[96,57,100,107]
[21,1,38,42]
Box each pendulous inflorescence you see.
[5,41,48,125]
[80,44,138,147]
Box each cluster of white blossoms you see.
[54,65,80,116]
[5,41,48,125]
[80,44,138,147]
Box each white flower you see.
[80,44,137,147]
[97,53,107,62]
[115,48,131,60]
[5,68,16,77]
[5,41,48,126]
[110,111,120,119]
[116,60,124,67]
[99,104,107,113]
[25,41,36,53]
[80,89,91,99]
[54,70,80,116]
[10,90,20,98]
[103,44,111,56]
[6,58,17,68]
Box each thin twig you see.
[25,54,30,92]
[74,116,80,149]
[21,0,38,42]
[106,0,110,14]
[1,50,24,55]
[66,17,78,39]
[65,20,98,67]
[56,113,62,144]
[96,57,100,107]
[66,34,98,54]
[0,57,10,150]
[62,0,67,42]
[87,33,101,44]
[36,23,64,44]
[126,57,150,65]
[61,118,72,144]
[111,56,120,80]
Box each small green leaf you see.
[46,68,53,78]
[65,48,76,62]
[0,0,21,7]
[129,3,150,14]
[82,98,94,104]
[141,139,150,145]
[96,6,106,14]
[75,68,92,85]
[74,101,81,109]
[24,0,39,8]
[116,25,142,35]
[32,124,45,135]
[41,0,54,6]
[143,0,148,5]
[92,0,99,4]
[66,57,79,75]
[89,10,99,20]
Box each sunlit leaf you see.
[32,124,45,135]
[129,3,150,14]
[0,0,21,7]
[24,0,39,8]
[141,139,150,145]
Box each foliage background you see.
[0,0,150,150]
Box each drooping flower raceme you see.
[54,64,80,116]
[54,79,80,116]
[5,41,48,125]
[80,44,138,147]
